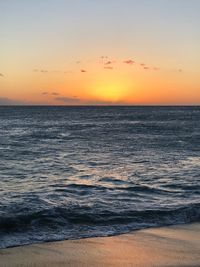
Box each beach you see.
[1,223,199,267]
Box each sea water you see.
[0,106,199,248]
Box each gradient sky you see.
[1,0,200,105]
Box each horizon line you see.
[0,104,199,107]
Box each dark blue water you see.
[0,106,200,248]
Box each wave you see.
[1,203,200,249]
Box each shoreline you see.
[1,223,200,267]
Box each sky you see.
[0,0,200,105]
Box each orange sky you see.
[1,0,200,105]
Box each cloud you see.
[178,69,183,73]
[104,66,113,70]
[52,92,60,96]
[55,97,81,104]
[81,69,87,73]
[140,63,146,66]
[143,66,150,70]
[100,56,108,59]
[64,71,73,74]
[40,69,48,73]
[123,59,135,65]
[0,73,4,77]
[0,97,30,105]
[42,91,60,96]
[33,69,48,73]
[55,96,122,106]
[105,61,112,65]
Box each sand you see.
[0,223,200,267]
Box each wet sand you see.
[0,223,200,267]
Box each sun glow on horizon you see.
[88,78,132,103]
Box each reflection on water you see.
[0,106,200,248]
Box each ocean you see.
[0,106,200,248]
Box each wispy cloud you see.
[0,73,4,77]
[31,56,178,78]
[42,91,60,96]
[105,61,113,65]
[33,69,48,73]
[52,92,60,96]
[100,56,108,59]
[64,71,73,74]
[40,69,48,73]
[123,59,135,65]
